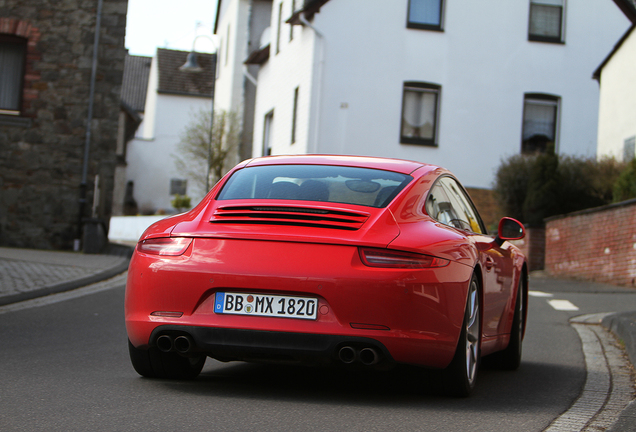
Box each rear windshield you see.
[217,165,413,208]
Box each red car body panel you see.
[125,155,527,371]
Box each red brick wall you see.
[545,199,636,287]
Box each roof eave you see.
[613,0,636,23]
[592,23,636,81]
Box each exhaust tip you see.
[156,335,173,352]
[359,347,380,365]
[338,346,357,364]
[173,335,192,354]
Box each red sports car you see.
[125,155,527,396]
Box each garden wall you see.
[545,199,636,287]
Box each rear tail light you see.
[137,238,193,256]
[359,247,449,268]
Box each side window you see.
[440,178,484,234]
[426,182,463,229]
[425,177,485,234]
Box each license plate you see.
[214,292,318,320]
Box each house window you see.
[529,0,564,43]
[291,87,299,144]
[170,179,187,196]
[263,110,274,156]
[522,94,559,154]
[407,0,444,31]
[0,35,27,114]
[400,82,440,146]
[276,2,283,54]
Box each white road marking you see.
[529,291,554,298]
[548,299,580,311]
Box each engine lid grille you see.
[210,205,369,231]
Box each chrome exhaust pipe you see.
[173,335,192,354]
[359,347,380,366]
[156,335,173,352]
[338,346,357,364]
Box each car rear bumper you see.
[146,325,395,367]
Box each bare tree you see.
[173,108,241,194]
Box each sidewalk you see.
[0,244,132,307]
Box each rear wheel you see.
[443,274,481,397]
[128,339,206,379]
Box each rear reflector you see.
[150,311,184,318]
[137,238,192,256]
[359,247,449,269]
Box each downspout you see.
[299,13,324,154]
[76,0,103,250]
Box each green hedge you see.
[494,154,626,227]
[613,158,636,203]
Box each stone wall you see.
[545,199,636,287]
[0,0,128,249]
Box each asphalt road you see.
[1,276,635,431]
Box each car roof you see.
[243,154,437,175]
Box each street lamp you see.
[180,33,218,192]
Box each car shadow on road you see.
[150,358,584,412]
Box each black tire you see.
[443,274,481,397]
[495,277,525,370]
[128,339,206,380]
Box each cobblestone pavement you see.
[0,246,130,306]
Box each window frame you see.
[406,0,445,32]
[400,81,441,147]
[528,0,565,44]
[0,34,27,115]
[521,93,560,155]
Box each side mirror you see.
[495,217,525,246]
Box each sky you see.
[125,0,219,57]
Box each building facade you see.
[595,1,636,162]
[216,0,631,189]
[0,0,128,249]
[123,48,215,214]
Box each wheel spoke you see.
[464,280,481,383]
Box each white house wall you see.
[249,0,630,189]
[126,93,212,213]
[215,0,251,115]
[252,2,316,157]
[597,27,636,161]
[141,55,159,140]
